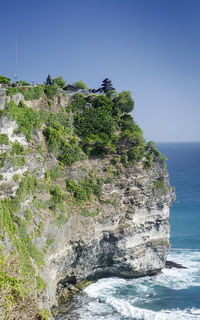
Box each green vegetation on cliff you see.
[3,100,42,141]
[0,75,10,85]
[7,85,44,101]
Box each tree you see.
[113,91,134,113]
[54,76,66,89]
[92,95,113,113]
[74,107,114,138]
[73,80,88,90]
[0,76,10,85]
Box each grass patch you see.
[0,251,44,320]
[48,185,66,213]
[11,141,24,155]
[81,207,102,217]
[36,275,47,291]
[53,214,68,227]
[13,174,21,182]
[11,155,26,168]
[0,133,9,145]
[153,179,167,194]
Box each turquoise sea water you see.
[158,142,200,249]
[58,142,200,320]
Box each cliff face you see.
[0,89,175,316]
[45,159,174,306]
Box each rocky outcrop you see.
[165,260,187,269]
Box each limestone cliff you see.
[0,87,175,319]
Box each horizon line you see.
[155,141,200,143]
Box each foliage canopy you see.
[73,80,88,90]
[54,76,66,89]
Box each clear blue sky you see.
[1,0,200,142]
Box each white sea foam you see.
[159,248,200,289]
[69,299,200,320]
[83,248,200,320]
[106,297,200,320]
[84,277,127,298]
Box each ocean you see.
[58,142,200,320]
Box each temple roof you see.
[102,78,112,83]
[64,84,77,91]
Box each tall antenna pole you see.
[14,40,18,82]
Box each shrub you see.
[147,141,167,165]
[153,179,167,194]
[11,156,27,168]
[54,214,68,227]
[54,76,66,89]
[119,114,140,133]
[54,76,66,88]
[92,94,113,113]
[71,93,86,112]
[127,145,145,164]
[11,141,24,155]
[44,238,54,249]
[0,75,10,84]
[74,107,115,138]
[66,179,87,204]
[81,208,91,216]
[16,173,38,199]
[44,85,58,100]
[50,185,65,204]
[49,185,66,213]
[37,222,44,238]
[23,86,43,100]
[121,152,128,166]
[4,100,42,141]
[7,85,44,101]
[0,133,9,145]
[143,151,154,169]
[0,252,40,320]
[73,80,88,90]
[81,132,116,157]
[81,208,101,217]
[56,110,71,128]
[13,174,21,182]
[25,209,32,222]
[45,166,62,180]
[113,91,134,113]
[36,275,47,291]
[40,109,71,131]
[43,119,80,165]
[66,174,103,205]
[40,110,62,130]
[43,126,63,154]
[0,191,44,280]
[91,208,101,216]
[59,142,81,165]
